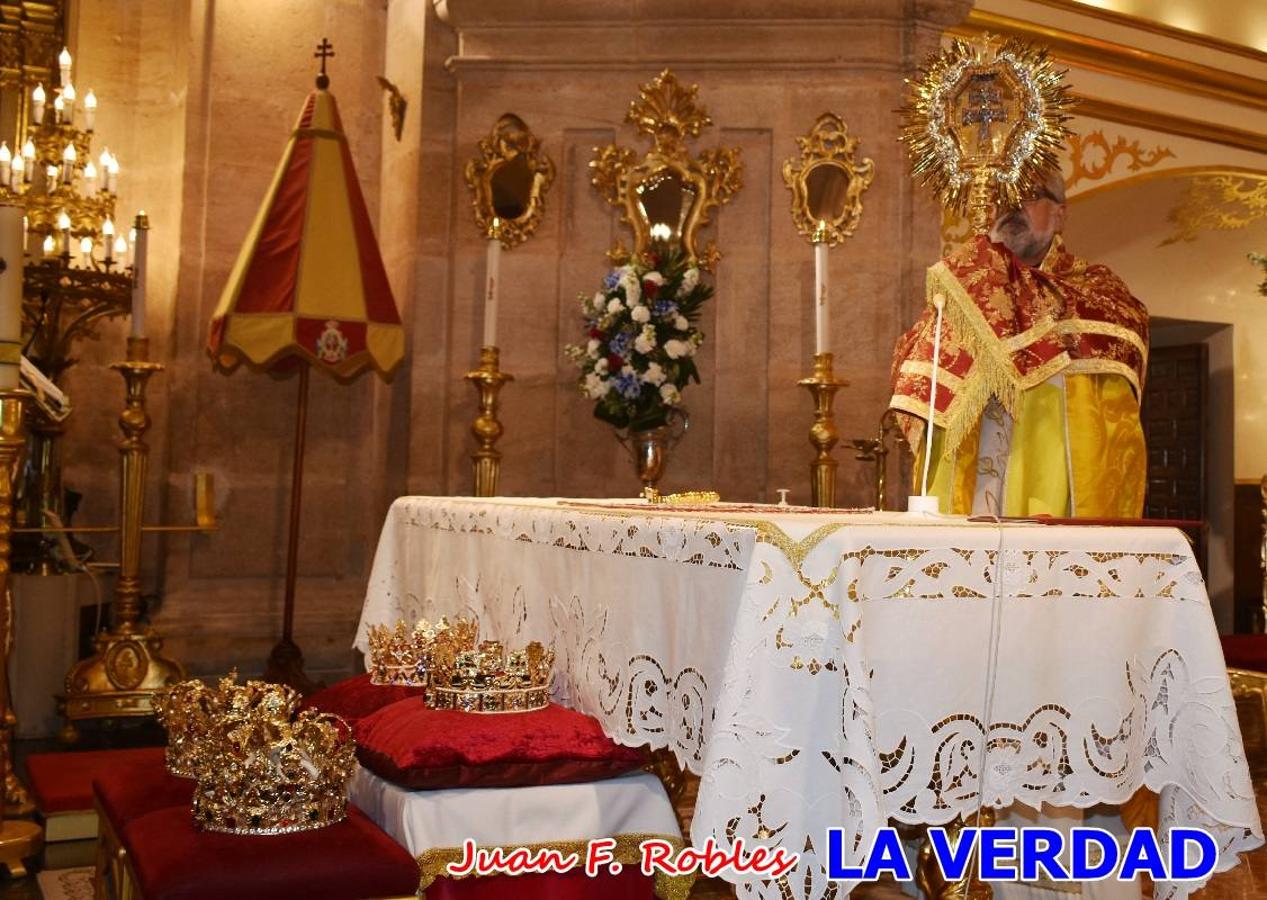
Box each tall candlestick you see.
[0,206,22,389]
[482,219,502,348]
[813,222,829,355]
[131,213,148,337]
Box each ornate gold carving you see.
[464,345,513,497]
[1162,173,1267,244]
[464,113,555,248]
[591,70,743,272]
[782,113,875,247]
[376,76,406,142]
[797,352,847,508]
[900,35,1074,233]
[1066,129,1174,189]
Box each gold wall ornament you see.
[1066,130,1174,190]
[1162,174,1267,245]
[782,113,875,247]
[591,70,743,272]
[464,113,555,248]
[900,34,1074,234]
[376,76,406,143]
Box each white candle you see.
[10,156,23,191]
[0,204,23,389]
[62,83,75,124]
[83,90,96,130]
[21,141,33,184]
[102,217,114,262]
[105,154,119,194]
[58,48,71,88]
[31,84,44,125]
[813,227,829,355]
[83,159,96,193]
[52,95,63,124]
[482,224,501,348]
[79,236,92,267]
[113,234,127,264]
[0,143,11,189]
[41,235,53,257]
[131,214,148,337]
[57,210,70,256]
[62,144,75,184]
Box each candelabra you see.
[0,389,42,875]
[4,48,143,573]
[59,336,185,741]
[465,346,513,497]
[798,352,846,508]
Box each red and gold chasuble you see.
[889,235,1149,517]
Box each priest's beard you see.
[991,210,1055,265]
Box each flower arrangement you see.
[566,251,711,431]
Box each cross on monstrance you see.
[314,37,334,88]
[962,73,1008,146]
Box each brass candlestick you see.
[61,336,185,741]
[464,345,513,497]
[798,352,846,508]
[0,390,43,875]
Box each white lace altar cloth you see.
[354,497,1262,899]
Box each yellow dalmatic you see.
[891,235,1149,518]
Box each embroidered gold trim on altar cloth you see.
[415,834,694,900]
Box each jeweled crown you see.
[429,639,555,714]
[366,616,478,686]
[154,674,300,779]
[192,705,355,835]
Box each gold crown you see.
[154,674,301,779]
[192,703,354,835]
[366,616,478,686]
[428,639,555,714]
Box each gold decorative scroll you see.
[782,113,875,247]
[591,70,743,272]
[1162,173,1267,245]
[1067,129,1174,190]
[464,113,556,248]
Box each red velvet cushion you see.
[1222,634,1267,673]
[427,867,655,900]
[26,746,170,815]
[92,750,194,829]
[123,804,418,900]
[355,700,646,789]
[301,672,427,725]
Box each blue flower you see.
[609,331,633,357]
[615,371,642,399]
[652,298,678,318]
[603,270,621,290]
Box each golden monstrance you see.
[899,35,1074,233]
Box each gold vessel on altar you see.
[619,410,688,491]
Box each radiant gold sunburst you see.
[900,35,1075,233]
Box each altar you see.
[354,497,1263,899]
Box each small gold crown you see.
[428,639,555,714]
[192,703,354,835]
[366,616,478,686]
[154,673,300,779]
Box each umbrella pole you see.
[264,365,321,694]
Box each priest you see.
[889,171,1149,519]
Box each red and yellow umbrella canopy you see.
[207,87,403,380]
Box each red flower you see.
[642,279,661,301]
[607,354,624,370]
[589,328,604,340]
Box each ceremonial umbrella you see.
[207,41,404,692]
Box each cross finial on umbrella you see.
[314,38,334,89]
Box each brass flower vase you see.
[618,410,689,491]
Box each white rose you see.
[643,271,665,286]
[642,361,667,385]
[659,383,681,405]
[673,314,689,331]
[607,298,624,315]
[620,364,635,377]
[664,339,687,360]
[594,358,609,376]
[620,276,641,307]
[677,267,700,297]
[587,339,600,358]
[583,372,606,399]
[634,334,655,355]
[631,305,651,324]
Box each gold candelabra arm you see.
[797,353,847,508]
[464,345,513,498]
